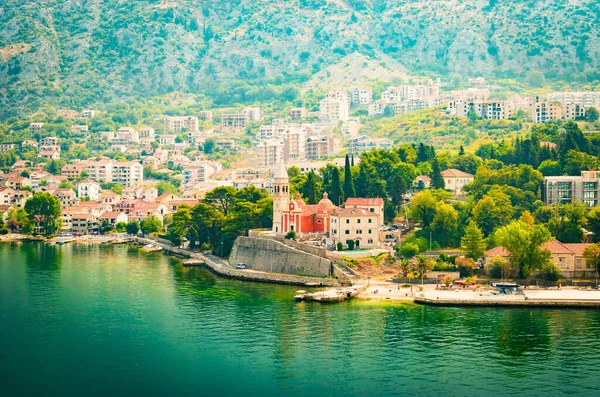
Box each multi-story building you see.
[164,116,199,133]
[348,136,393,156]
[319,98,349,121]
[441,169,474,195]
[159,135,176,146]
[348,87,373,106]
[61,163,87,179]
[306,136,339,160]
[76,180,100,201]
[257,139,284,167]
[544,171,600,208]
[29,122,44,134]
[81,109,95,118]
[547,92,600,108]
[139,127,155,140]
[534,101,565,123]
[222,113,249,130]
[330,206,382,250]
[112,162,143,187]
[281,128,307,161]
[242,107,261,122]
[182,164,216,185]
[290,108,307,120]
[0,143,18,152]
[198,111,213,122]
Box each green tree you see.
[141,215,162,235]
[472,190,514,235]
[409,190,438,227]
[116,222,127,233]
[300,170,321,204]
[155,181,179,196]
[343,154,356,200]
[413,254,434,286]
[58,180,74,190]
[204,186,238,215]
[461,221,486,259]
[494,220,552,278]
[328,167,344,206]
[583,244,600,278]
[430,158,445,189]
[587,207,600,242]
[431,202,458,247]
[24,192,62,235]
[126,220,140,235]
[586,107,599,122]
[537,159,562,176]
[400,242,420,259]
[111,184,123,195]
[527,70,546,87]
[169,204,192,245]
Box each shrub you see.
[337,242,343,251]
[456,256,478,277]
[346,239,355,250]
[285,230,296,240]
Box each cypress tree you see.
[351,154,355,167]
[430,158,445,189]
[459,145,465,155]
[343,154,356,200]
[329,167,344,206]
[300,170,320,204]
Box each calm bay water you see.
[1,243,600,396]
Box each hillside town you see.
[2,82,600,284]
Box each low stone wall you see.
[229,236,333,277]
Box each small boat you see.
[57,241,65,246]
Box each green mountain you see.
[1,0,599,115]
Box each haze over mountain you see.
[1,0,599,114]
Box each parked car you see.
[235,263,247,269]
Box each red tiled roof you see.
[345,198,384,206]
[563,243,593,257]
[441,169,474,178]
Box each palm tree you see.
[413,254,434,289]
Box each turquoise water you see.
[1,243,600,396]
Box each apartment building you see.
[76,180,100,201]
[534,102,565,123]
[544,171,600,208]
[222,113,249,130]
[0,144,18,152]
[139,127,155,140]
[182,164,216,185]
[159,135,176,146]
[306,136,340,160]
[112,162,143,186]
[290,108,307,120]
[547,92,600,108]
[281,128,307,161]
[198,111,213,122]
[257,139,284,167]
[30,122,44,134]
[341,119,361,137]
[242,107,261,122]
[348,136,393,156]
[164,116,199,133]
[319,98,349,121]
[348,87,373,106]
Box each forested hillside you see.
[1,0,599,115]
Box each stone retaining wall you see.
[229,236,333,277]
[132,237,340,287]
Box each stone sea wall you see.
[229,236,333,277]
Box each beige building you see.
[544,171,600,208]
[330,206,381,250]
[257,139,284,167]
[290,108,307,120]
[164,116,199,133]
[306,136,339,160]
[486,240,595,279]
[319,98,349,122]
[348,87,373,106]
[441,169,474,195]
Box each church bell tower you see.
[272,162,290,234]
